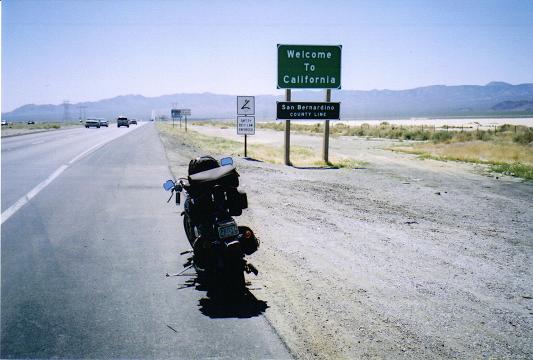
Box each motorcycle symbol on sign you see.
[237,96,255,115]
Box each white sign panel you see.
[237,116,255,135]
[237,96,255,115]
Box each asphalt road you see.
[1,123,290,359]
[2,125,140,212]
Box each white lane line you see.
[1,165,68,224]
[1,197,30,225]
[1,124,145,225]
[68,141,108,164]
[27,165,69,200]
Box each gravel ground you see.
[159,125,532,359]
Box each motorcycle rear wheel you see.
[223,263,245,294]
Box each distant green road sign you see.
[171,109,181,118]
[277,44,341,89]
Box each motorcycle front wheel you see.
[183,213,195,246]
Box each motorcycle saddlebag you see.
[225,189,248,216]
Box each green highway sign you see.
[277,44,342,89]
[171,109,181,118]
[171,109,191,118]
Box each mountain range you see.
[3,82,533,122]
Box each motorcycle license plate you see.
[218,222,239,239]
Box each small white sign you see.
[237,96,255,115]
[237,116,255,135]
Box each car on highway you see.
[1,120,7,126]
[129,119,137,125]
[85,119,101,128]
[117,116,129,128]
[27,121,35,125]
[99,119,109,127]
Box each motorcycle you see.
[163,156,259,294]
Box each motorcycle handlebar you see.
[165,179,188,204]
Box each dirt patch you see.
[158,125,533,359]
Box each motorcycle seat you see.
[189,164,236,182]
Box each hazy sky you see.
[2,0,533,112]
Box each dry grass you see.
[159,124,315,164]
[194,121,533,145]
[490,163,533,180]
[1,123,61,131]
[179,122,533,178]
[391,141,533,180]
[394,141,533,164]
[158,123,362,168]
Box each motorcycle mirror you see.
[163,180,175,191]
[220,157,233,166]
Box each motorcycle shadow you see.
[179,276,268,319]
[198,289,268,319]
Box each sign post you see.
[171,109,191,131]
[285,89,291,165]
[237,96,255,157]
[277,44,342,165]
[181,109,191,132]
[323,89,331,163]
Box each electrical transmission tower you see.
[63,100,71,122]
[77,105,87,121]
